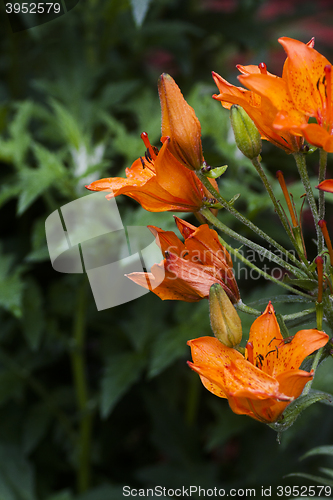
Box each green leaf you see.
[22,403,52,454]
[204,165,228,178]
[320,467,333,479]
[0,370,23,406]
[100,351,144,419]
[130,0,152,27]
[17,143,67,215]
[0,246,25,318]
[45,491,73,500]
[21,278,45,350]
[0,444,36,500]
[301,445,333,460]
[206,399,254,450]
[269,389,333,434]
[0,183,21,209]
[50,99,83,150]
[77,485,125,500]
[283,275,318,291]
[8,101,34,168]
[287,472,333,487]
[25,217,50,263]
[22,278,45,350]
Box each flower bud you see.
[230,105,262,159]
[209,283,242,347]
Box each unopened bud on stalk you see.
[230,105,262,159]
[209,284,242,348]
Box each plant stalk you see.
[318,149,328,254]
[251,156,304,257]
[293,152,321,248]
[71,281,93,493]
[200,207,307,279]
[200,207,313,300]
[197,170,310,274]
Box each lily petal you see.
[247,302,283,376]
[279,37,331,117]
[159,73,203,170]
[317,179,333,193]
[271,329,329,378]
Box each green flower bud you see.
[230,105,262,159]
[209,284,242,348]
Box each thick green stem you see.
[200,208,313,300]
[318,149,328,254]
[200,207,306,279]
[197,170,309,274]
[293,152,321,248]
[71,282,93,493]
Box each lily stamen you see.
[324,65,332,130]
[276,170,298,228]
[318,220,333,266]
[140,131,158,160]
[258,62,267,74]
[246,341,254,364]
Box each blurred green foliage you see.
[1,0,333,499]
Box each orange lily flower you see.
[212,53,308,152]
[159,73,204,171]
[127,217,240,303]
[188,302,328,423]
[86,74,217,212]
[274,37,333,152]
[86,135,216,212]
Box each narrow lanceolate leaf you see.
[301,445,333,460]
[286,472,333,487]
[18,143,67,215]
[269,390,333,433]
[0,245,25,318]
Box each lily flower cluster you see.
[86,37,333,429]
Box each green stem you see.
[251,156,302,254]
[200,207,306,279]
[303,346,324,396]
[293,152,321,248]
[200,208,313,300]
[71,281,93,494]
[235,301,260,316]
[318,149,328,254]
[316,301,324,331]
[185,372,201,426]
[198,170,309,274]
[282,308,316,322]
